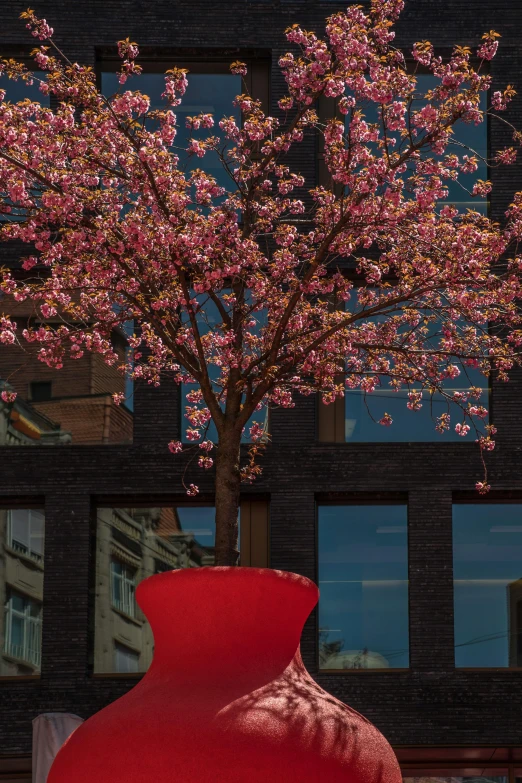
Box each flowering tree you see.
[0,1,521,564]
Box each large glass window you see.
[94,501,268,673]
[101,69,241,195]
[343,293,489,443]
[318,504,409,670]
[1,508,45,676]
[453,503,522,668]
[2,70,50,107]
[337,73,487,214]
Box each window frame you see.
[92,498,269,677]
[6,508,45,563]
[316,59,490,211]
[316,497,410,673]
[3,589,42,670]
[452,497,522,670]
[110,558,138,618]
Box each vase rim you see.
[136,566,317,601]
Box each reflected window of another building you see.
[1,508,44,676]
[114,642,140,674]
[110,560,137,618]
[318,504,409,670]
[453,504,522,668]
[94,501,268,674]
[29,381,52,403]
[4,591,41,670]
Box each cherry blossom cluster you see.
[0,1,521,494]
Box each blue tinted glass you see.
[346,73,487,214]
[345,295,489,442]
[453,504,522,668]
[417,74,488,213]
[177,506,217,548]
[2,71,50,106]
[181,293,267,443]
[318,505,409,669]
[101,72,241,194]
[11,615,24,646]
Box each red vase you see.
[48,567,402,782]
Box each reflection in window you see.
[344,295,488,443]
[114,642,140,674]
[343,73,487,214]
[2,70,50,107]
[318,505,409,669]
[101,71,241,194]
[111,560,137,618]
[453,504,522,668]
[1,509,45,675]
[0,320,133,446]
[94,505,229,673]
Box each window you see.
[6,509,44,562]
[1,508,44,675]
[319,72,488,212]
[114,642,140,674]
[110,560,137,618]
[29,381,52,402]
[94,501,268,673]
[318,504,409,669]
[318,292,489,443]
[2,70,50,107]
[3,590,42,670]
[101,68,242,195]
[453,503,522,668]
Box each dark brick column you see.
[40,493,92,681]
[407,488,454,671]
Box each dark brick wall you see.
[1,0,522,759]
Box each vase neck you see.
[136,567,318,684]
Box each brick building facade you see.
[1,0,522,780]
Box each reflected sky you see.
[345,295,489,442]
[453,504,522,668]
[101,71,241,193]
[1,70,50,106]
[318,505,409,669]
[345,73,487,213]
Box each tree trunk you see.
[213,427,242,566]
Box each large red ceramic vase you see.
[48,568,402,782]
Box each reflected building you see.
[0,295,133,445]
[94,507,215,673]
[0,384,71,446]
[0,509,45,676]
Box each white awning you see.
[32,713,84,783]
